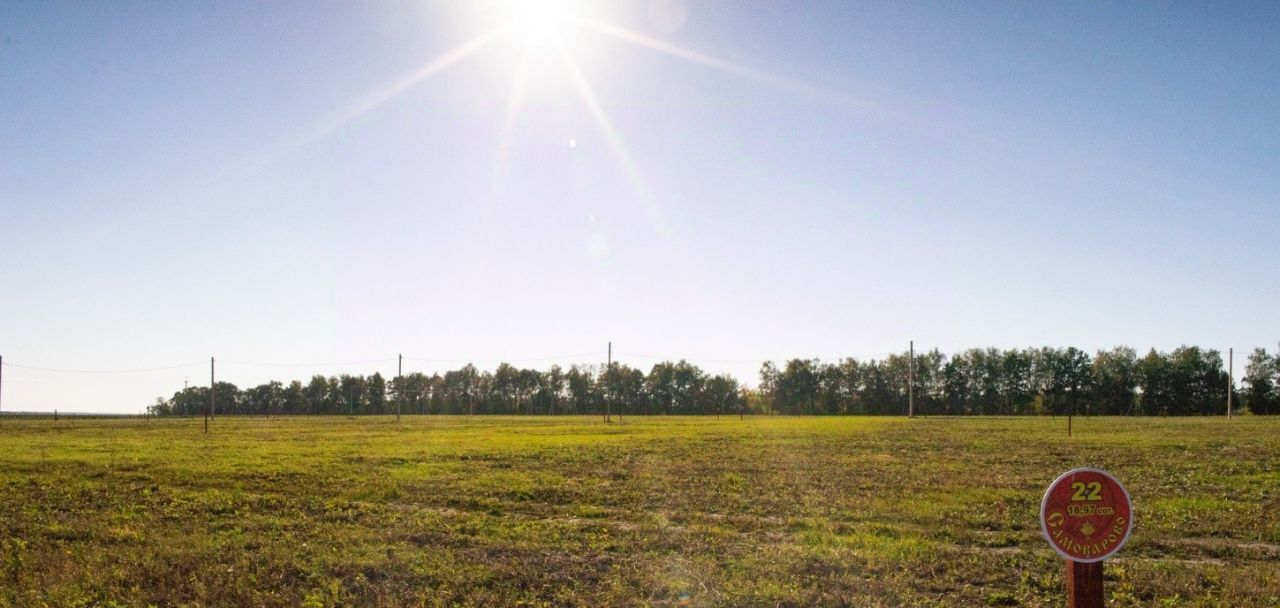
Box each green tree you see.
[648,362,677,415]
[543,365,566,415]
[1243,348,1278,415]
[670,360,705,414]
[366,373,387,414]
[1092,347,1137,415]
[704,374,741,417]
[758,362,779,414]
[566,364,597,415]
[1137,349,1173,415]
[776,359,819,415]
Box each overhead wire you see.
[614,351,905,364]
[401,352,603,364]
[218,358,398,368]
[0,360,206,374]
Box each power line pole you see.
[908,340,915,418]
[206,356,214,434]
[605,341,612,423]
[616,342,621,423]
[397,353,402,423]
[1227,347,1233,419]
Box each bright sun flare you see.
[506,0,569,41]
[281,0,852,245]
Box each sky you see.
[1,1,1278,413]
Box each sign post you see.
[1040,468,1133,608]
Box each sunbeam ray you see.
[552,37,672,244]
[235,25,511,181]
[571,17,882,114]
[489,37,536,199]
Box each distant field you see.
[1,416,1277,607]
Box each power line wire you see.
[614,351,903,364]
[0,361,206,374]
[401,352,601,364]
[218,358,397,368]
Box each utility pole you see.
[397,353,402,423]
[1227,347,1233,419]
[908,340,915,418]
[605,341,612,423]
[206,356,214,434]
[615,342,622,423]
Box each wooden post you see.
[1066,560,1104,608]
[1227,347,1233,419]
[397,353,402,423]
[908,341,914,418]
[605,341,611,423]
[0,354,4,423]
[1068,413,1073,437]
[615,343,621,423]
[206,357,214,433]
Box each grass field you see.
[1,415,1277,607]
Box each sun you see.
[504,0,570,42]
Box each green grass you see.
[1,415,1277,607]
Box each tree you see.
[704,374,741,417]
[517,368,541,415]
[918,349,947,416]
[338,375,366,415]
[149,397,171,417]
[304,376,329,414]
[1243,348,1278,415]
[602,364,644,416]
[859,361,894,415]
[758,362,779,414]
[1027,347,1091,415]
[648,362,677,415]
[998,349,1033,415]
[243,381,283,415]
[1137,349,1172,415]
[543,365,565,415]
[942,355,968,415]
[283,381,306,415]
[670,360,705,414]
[1168,346,1227,415]
[149,344,1256,418]
[212,381,240,416]
[493,363,521,414]
[1092,347,1137,415]
[169,386,207,417]
[776,359,819,415]
[817,362,844,415]
[443,364,481,414]
[366,373,387,414]
[565,364,597,415]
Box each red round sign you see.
[1040,467,1133,563]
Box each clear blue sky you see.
[2,1,1277,413]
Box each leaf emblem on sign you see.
[1080,522,1096,537]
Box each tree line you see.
[149,344,1280,417]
